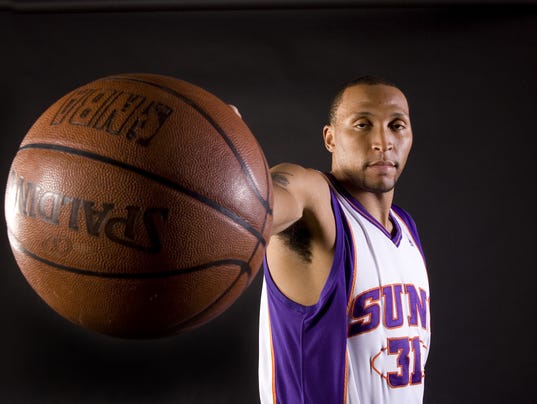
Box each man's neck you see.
[327,172,396,233]
[352,190,394,233]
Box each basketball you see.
[4,73,273,338]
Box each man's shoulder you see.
[271,163,328,183]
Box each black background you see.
[0,1,536,403]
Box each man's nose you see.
[371,126,393,152]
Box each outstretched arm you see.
[266,163,336,305]
[228,105,335,304]
[270,163,310,235]
[227,105,327,236]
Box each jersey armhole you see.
[263,188,354,313]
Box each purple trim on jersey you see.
[391,205,426,261]
[325,173,403,246]
[263,189,355,404]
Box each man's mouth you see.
[368,159,397,168]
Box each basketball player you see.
[252,77,431,403]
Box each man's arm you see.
[266,163,336,305]
[227,105,336,304]
[270,164,308,235]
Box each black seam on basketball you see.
[246,206,269,281]
[17,143,266,247]
[244,151,273,280]
[103,75,273,215]
[8,229,250,279]
[246,242,260,282]
[264,154,273,216]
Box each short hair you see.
[327,75,399,124]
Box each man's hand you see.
[228,104,242,118]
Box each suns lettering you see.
[405,284,428,329]
[348,288,381,336]
[348,284,429,337]
[382,284,404,329]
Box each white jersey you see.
[259,174,431,403]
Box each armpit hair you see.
[277,218,313,263]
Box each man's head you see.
[323,76,413,195]
[327,76,399,126]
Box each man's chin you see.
[363,180,396,194]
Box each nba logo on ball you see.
[4,73,273,339]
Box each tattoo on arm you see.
[271,171,293,188]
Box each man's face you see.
[324,84,413,194]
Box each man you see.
[257,77,431,403]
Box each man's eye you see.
[354,122,370,129]
[390,122,406,131]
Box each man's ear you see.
[323,125,335,153]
